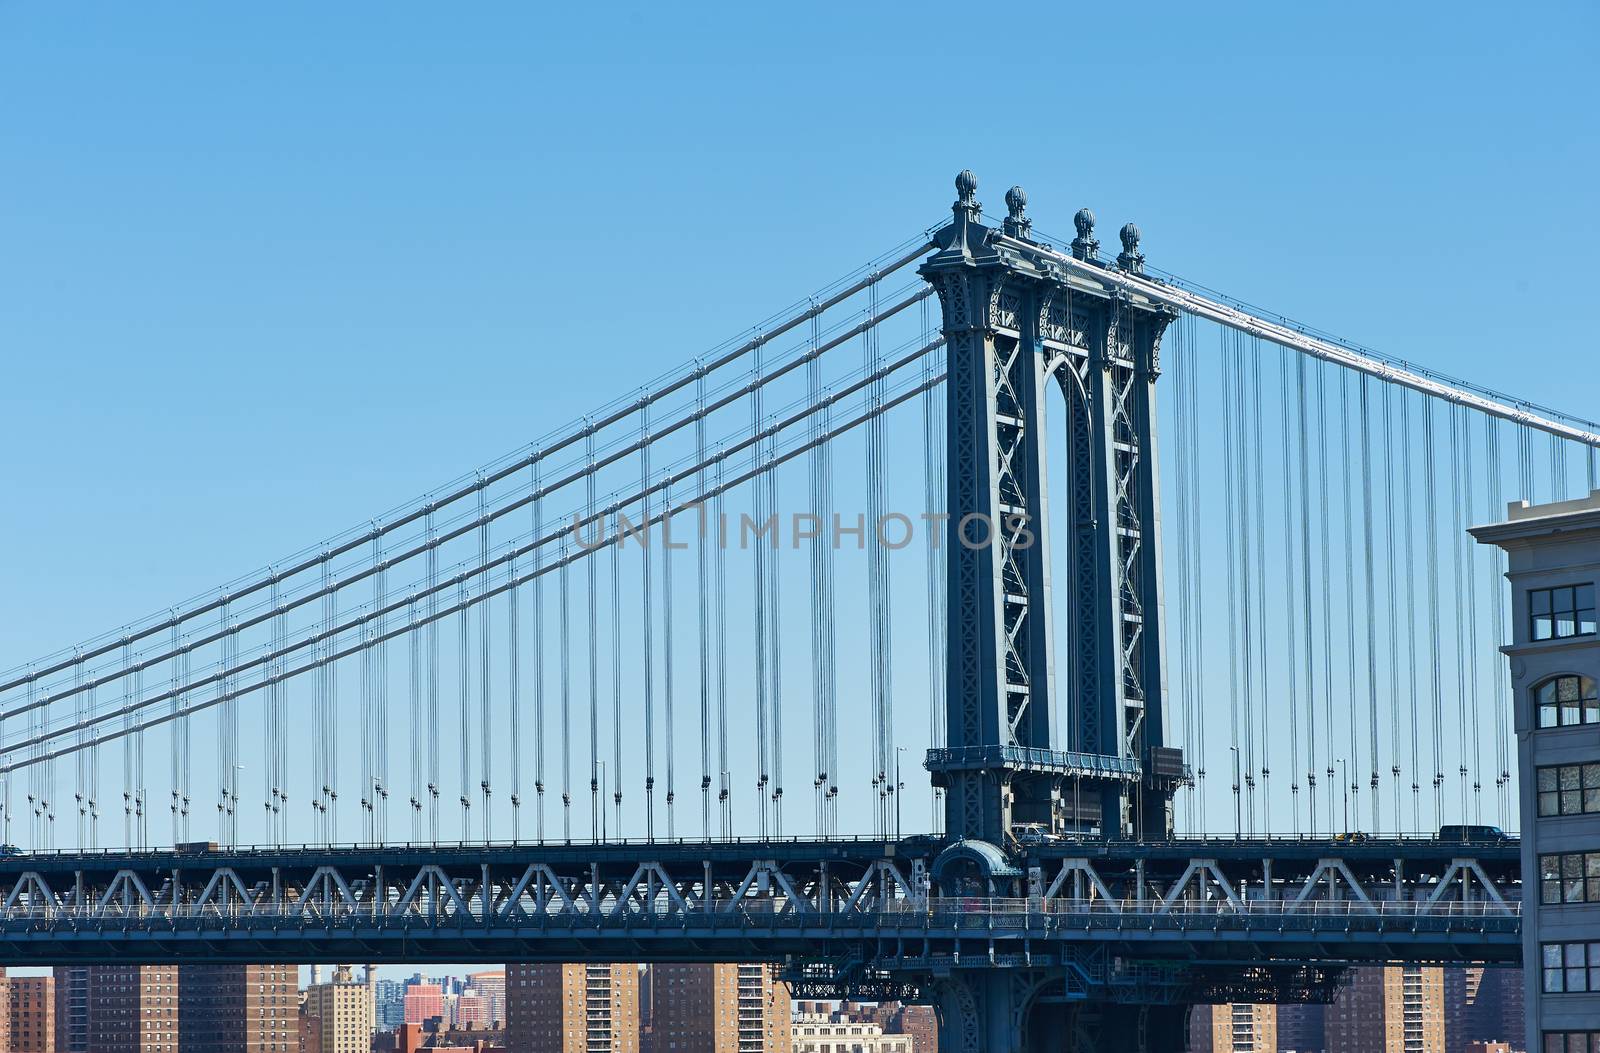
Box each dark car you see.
[1437,824,1511,843]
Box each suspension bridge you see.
[1,171,1592,1050]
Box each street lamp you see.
[895,747,906,839]
[1228,746,1242,840]
[1337,758,1350,836]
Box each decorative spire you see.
[1117,222,1145,274]
[953,169,981,221]
[1003,185,1031,239]
[1070,207,1099,261]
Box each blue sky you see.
[1,0,1595,979]
[2,1,1594,661]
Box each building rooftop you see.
[1471,489,1600,546]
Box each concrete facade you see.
[1473,490,1600,1053]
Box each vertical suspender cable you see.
[865,275,894,836]
[1461,406,1484,824]
[715,450,731,836]
[641,400,657,840]
[1315,363,1336,827]
[1449,406,1471,822]
[168,625,180,845]
[1220,329,1244,834]
[374,543,389,842]
[766,447,784,837]
[696,370,713,839]
[1295,354,1317,834]
[427,510,440,841]
[1422,397,1446,827]
[663,480,678,840]
[1339,370,1361,827]
[611,481,624,836]
[458,579,471,837]
[822,394,839,835]
[1186,317,1207,833]
[809,314,828,834]
[479,483,492,840]
[320,560,335,842]
[360,571,374,841]
[1485,417,1511,825]
[1236,332,1258,833]
[409,592,422,842]
[533,468,546,841]
[1277,345,1302,832]
[1383,385,1403,829]
[587,431,600,841]
[560,559,573,842]
[1401,392,1422,831]
[750,347,771,838]
[1517,423,1535,503]
[1358,376,1379,831]
[508,554,522,842]
[1248,340,1270,828]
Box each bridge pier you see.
[934,972,1192,1053]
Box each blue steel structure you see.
[0,173,1546,1051]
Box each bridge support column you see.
[935,972,1192,1053]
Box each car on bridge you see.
[1438,824,1512,843]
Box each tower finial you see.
[953,170,980,220]
[1071,208,1099,261]
[1117,222,1144,274]
[1003,186,1031,239]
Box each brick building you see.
[643,964,791,1053]
[8,973,54,1052]
[506,963,640,1053]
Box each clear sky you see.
[0,1,1596,976]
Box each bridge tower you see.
[922,171,1181,851]
[920,173,1189,1050]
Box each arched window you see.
[1535,674,1600,728]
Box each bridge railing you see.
[910,896,1520,919]
[0,896,1519,927]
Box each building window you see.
[1541,851,1600,904]
[1537,675,1600,728]
[1543,941,1600,993]
[1547,1032,1600,1053]
[1538,763,1600,816]
[1532,584,1597,641]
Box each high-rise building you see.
[468,970,507,1027]
[53,965,90,1053]
[1186,1003,1276,1053]
[303,965,376,1053]
[1446,967,1525,1053]
[457,993,490,1029]
[1274,1001,1325,1053]
[374,979,408,1031]
[8,973,53,1052]
[1325,966,1446,1053]
[1472,493,1600,1053]
[299,1005,324,1053]
[86,964,182,1053]
[0,969,10,1052]
[643,963,790,1053]
[405,982,444,1025]
[506,963,640,1053]
[176,964,298,1053]
[886,1005,937,1053]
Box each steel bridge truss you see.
[0,839,1518,973]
